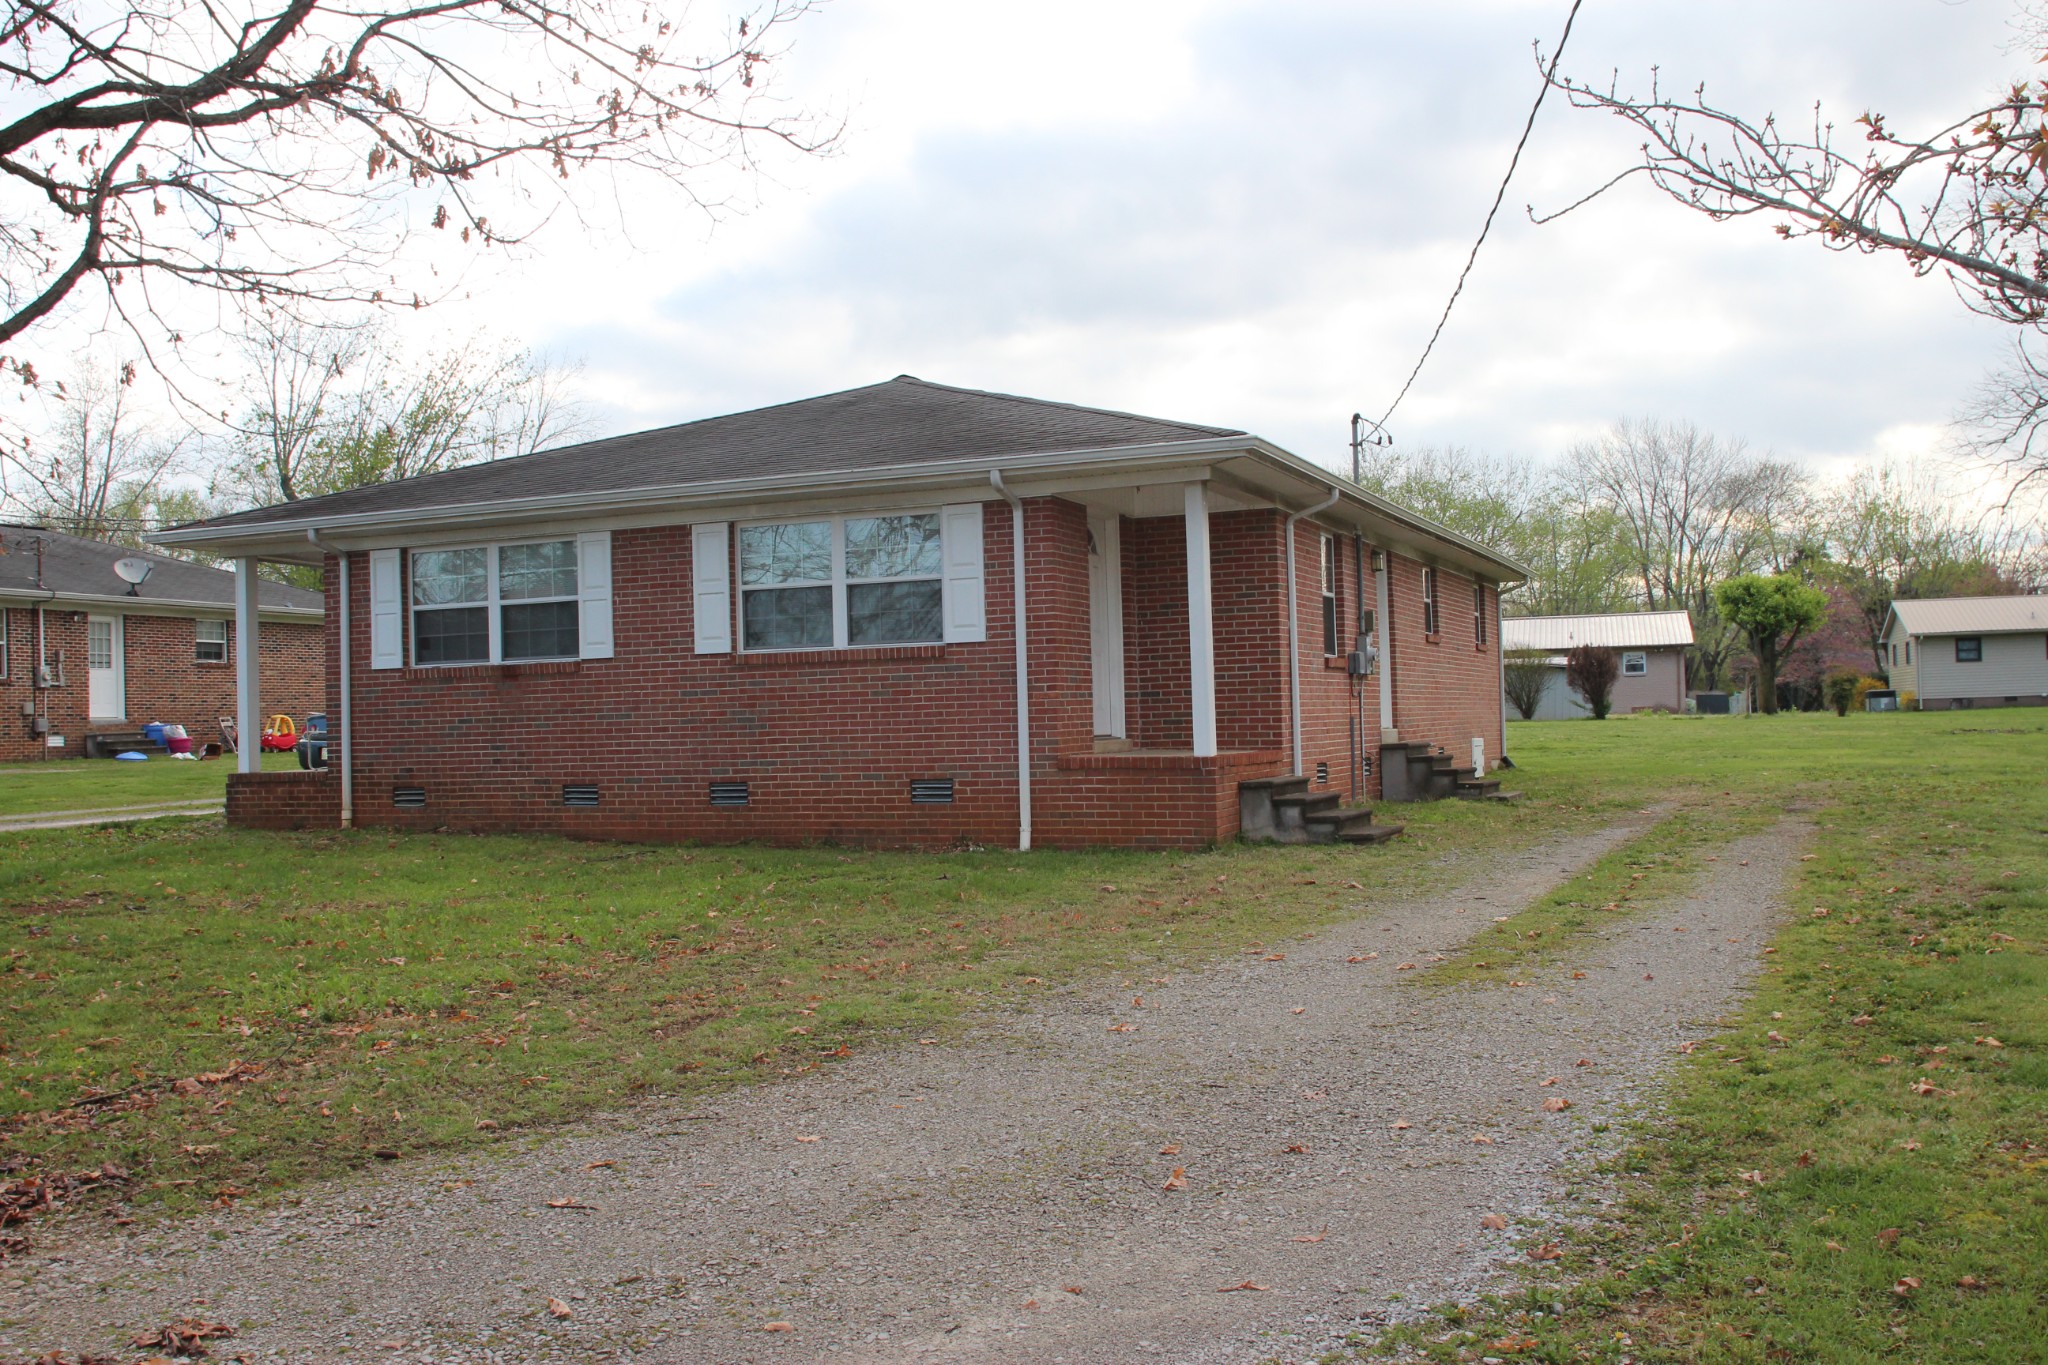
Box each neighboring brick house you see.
[0,524,323,762]
[157,378,1522,848]
[1502,611,1693,720]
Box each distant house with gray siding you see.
[1880,596,2048,710]
[1502,610,1692,720]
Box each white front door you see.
[1087,512,1126,738]
[87,615,125,720]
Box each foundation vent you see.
[562,784,601,808]
[1314,762,1329,785]
[709,781,751,807]
[910,778,956,804]
[391,786,427,810]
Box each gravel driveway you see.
[4,815,1807,1365]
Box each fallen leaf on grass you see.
[1975,1036,2004,1048]
[1063,1285,1084,1295]
[474,1119,500,1130]
[1528,1243,1563,1261]
[1471,1134,1495,1145]
[1479,1214,1509,1230]
[1574,1058,1592,1068]
[1290,1007,1306,1015]
[1901,1139,1922,1151]
[547,1297,574,1319]
[1958,1274,1989,1289]
[1677,1041,1699,1054]
[1263,953,1287,962]
[1737,1170,1766,1185]
[1159,1143,1182,1156]
[545,1198,594,1209]
[1794,1150,1814,1167]
[1542,1098,1571,1113]
[1825,1239,1845,1251]
[1892,1276,1921,1296]
[763,1321,795,1332]
[1022,1298,1040,1309]
[1282,1144,1309,1154]
[1876,1228,1901,1248]
[1538,1076,1560,1087]
[1343,881,1363,890]
[1570,971,1587,979]
[584,1160,614,1171]
[1850,1014,1874,1026]
[1163,1167,1188,1191]
[1492,1335,1539,1352]
[1390,1119,1412,1131]
[1345,953,1379,963]
[1217,1280,1269,1292]
[1394,962,1418,971]
[1908,1080,1942,1096]
[795,1135,822,1143]
[1290,1230,1327,1243]
[1107,1023,1137,1033]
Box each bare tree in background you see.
[1541,22,2048,502]
[0,362,188,541]
[1564,419,1807,688]
[0,0,829,400]
[215,315,593,507]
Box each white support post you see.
[235,558,261,774]
[1185,482,1217,758]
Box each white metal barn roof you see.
[1885,595,2048,638]
[1501,610,1695,653]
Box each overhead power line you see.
[1374,0,1586,434]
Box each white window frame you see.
[737,510,947,653]
[409,540,581,667]
[1473,583,1486,647]
[1421,566,1440,636]
[1318,533,1337,656]
[1621,651,1649,677]
[0,606,8,679]
[194,617,228,663]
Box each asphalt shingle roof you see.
[175,376,1246,534]
[0,524,322,612]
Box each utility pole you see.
[1348,413,1390,486]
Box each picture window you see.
[411,540,578,666]
[740,513,943,651]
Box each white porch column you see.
[235,558,261,774]
[1184,482,1217,757]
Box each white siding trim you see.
[368,549,403,669]
[576,531,614,660]
[692,522,732,655]
[941,503,986,643]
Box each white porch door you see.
[87,615,125,721]
[1087,511,1126,738]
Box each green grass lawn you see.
[0,751,299,819]
[2,709,2043,1362]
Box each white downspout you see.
[1375,549,1395,739]
[990,471,1031,852]
[1284,488,1341,778]
[307,530,353,828]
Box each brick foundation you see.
[226,769,341,829]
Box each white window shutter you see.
[369,549,403,669]
[941,503,986,643]
[692,522,732,654]
[577,531,614,660]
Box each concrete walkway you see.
[0,800,223,833]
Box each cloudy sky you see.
[125,0,2048,486]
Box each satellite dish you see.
[112,556,153,595]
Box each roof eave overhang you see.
[151,435,1529,583]
[0,587,319,620]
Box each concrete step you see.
[1304,805,1382,834]
[1482,790,1524,803]
[1239,774,1311,797]
[1337,822,1404,845]
[1273,791,1342,817]
[1454,777,1503,799]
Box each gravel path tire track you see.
[3,814,1808,1365]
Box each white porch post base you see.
[235,558,261,775]
[1185,483,1217,758]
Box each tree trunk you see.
[1756,643,1781,714]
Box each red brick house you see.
[0,524,323,762]
[156,378,1521,848]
